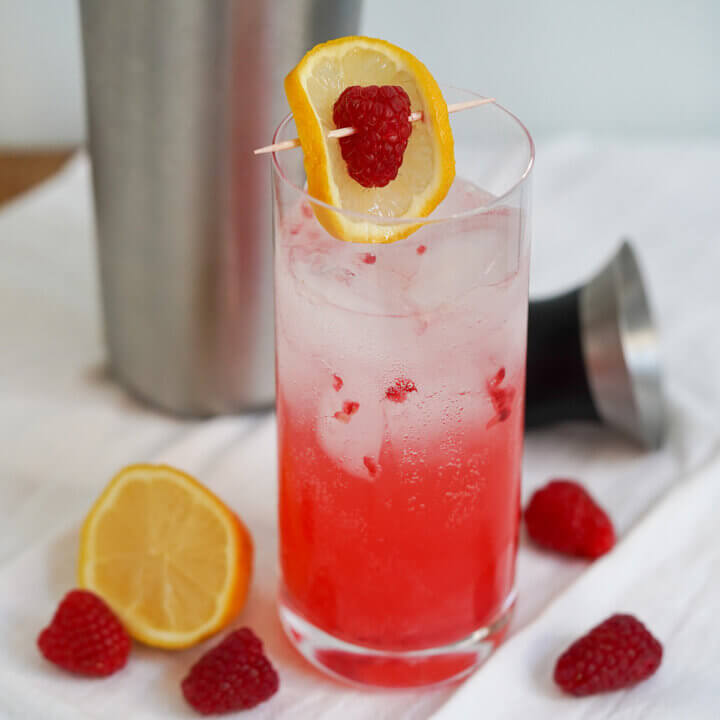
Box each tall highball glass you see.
[272,89,533,687]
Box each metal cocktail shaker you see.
[80,0,361,415]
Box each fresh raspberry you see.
[181,628,279,714]
[416,244,427,255]
[343,400,359,415]
[385,378,418,403]
[486,367,515,428]
[37,589,131,677]
[554,614,662,696]
[525,480,615,559]
[333,85,412,188]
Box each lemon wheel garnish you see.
[78,464,252,649]
[285,36,455,243]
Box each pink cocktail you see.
[273,91,533,687]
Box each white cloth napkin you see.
[1,138,719,719]
[434,443,720,720]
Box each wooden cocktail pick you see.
[253,97,496,155]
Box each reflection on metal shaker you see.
[80,0,361,414]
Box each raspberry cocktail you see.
[270,37,533,687]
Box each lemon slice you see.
[285,36,455,243]
[78,464,252,649]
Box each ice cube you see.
[315,379,385,480]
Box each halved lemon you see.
[285,36,455,243]
[78,464,252,649]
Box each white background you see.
[0,0,718,146]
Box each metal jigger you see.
[526,240,666,449]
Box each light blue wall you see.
[362,0,719,139]
[0,0,717,145]
[0,0,85,146]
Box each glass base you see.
[278,590,516,689]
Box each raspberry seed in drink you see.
[363,456,379,477]
[334,400,360,423]
[486,368,515,428]
[386,378,418,403]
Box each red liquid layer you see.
[278,392,523,652]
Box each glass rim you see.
[271,86,535,227]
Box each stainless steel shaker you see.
[80,0,361,414]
